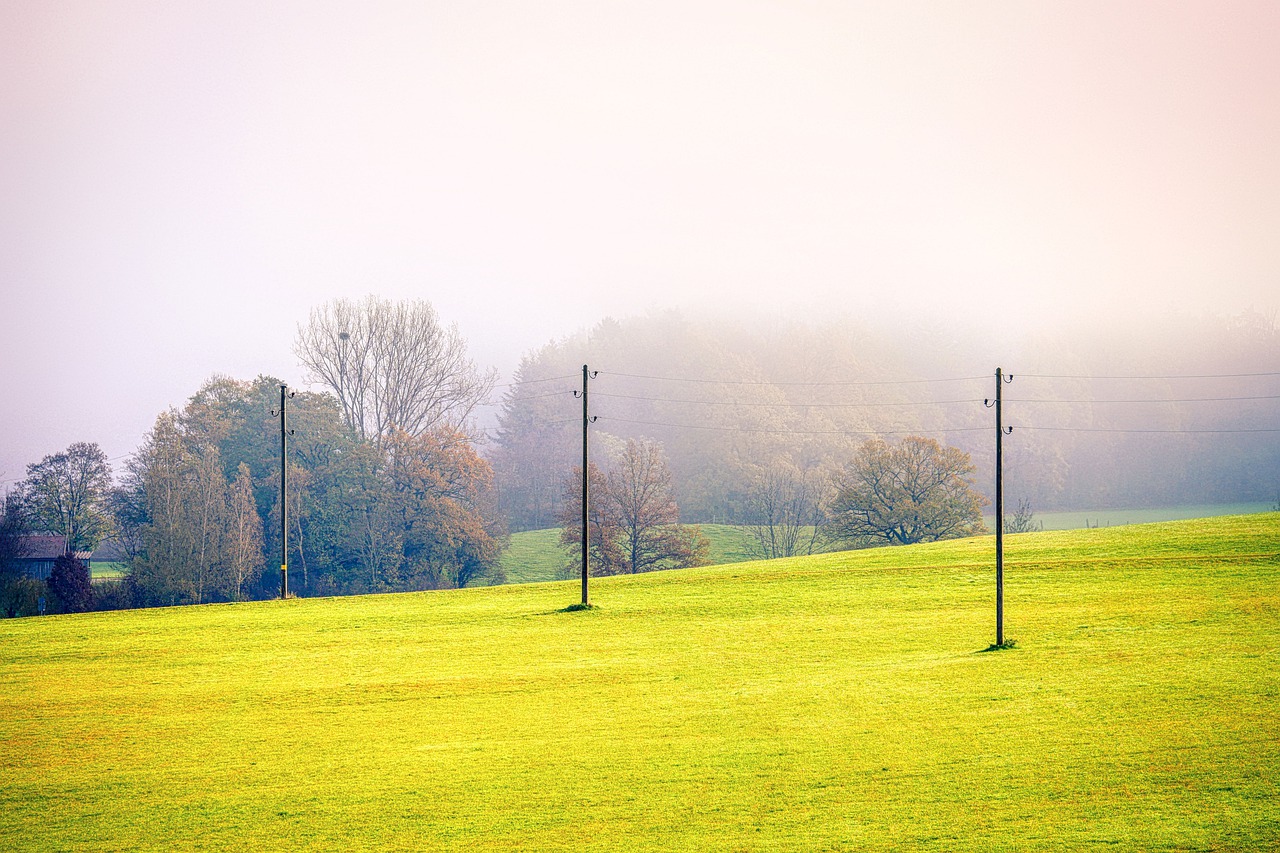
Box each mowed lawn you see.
[1,515,1277,851]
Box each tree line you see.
[1,297,505,615]
[4,300,1276,616]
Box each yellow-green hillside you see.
[1,514,1277,851]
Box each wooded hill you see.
[490,310,1280,530]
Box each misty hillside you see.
[490,310,1280,530]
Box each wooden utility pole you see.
[277,384,292,600]
[580,364,591,605]
[987,368,1013,645]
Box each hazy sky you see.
[2,1,1278,486]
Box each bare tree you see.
[746,461,829,559]
[1004,497,1042,534]
[559,438,708,576]
[294,296,497,445]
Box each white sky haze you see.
[2,1,1278,484]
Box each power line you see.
[1010,394,1280,404]
[1019,371,1280,380]
[1017,425,1280,434]
[480,417,581,441]
[598,370,989,387]
[593,391,986,408]
[493,372,580,390]
[597,415,989,437]
[503,389,578,402]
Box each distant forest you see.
[490,310,1280,531]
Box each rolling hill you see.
[2,514,1277,850]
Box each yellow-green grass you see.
[503,506,1273,587]
[2,514,1277,851]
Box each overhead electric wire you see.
[597,415,989,437]
[1016,425,1280,434]
[504,389,579,402]
[1019,371,1280,380]
[1009,394,1280,404]
[598,370,989,387]
[493,372,580,390]
[491,361,1280,435]
[592,391,986,408]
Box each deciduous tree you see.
[17,442,113,552]
[127,413,237,605]
[556,462,626,576]
[294,296,497,445]
[0,493,41,617]
[827,436,986,548]
[746,460,829,559]
[226,463,264,601]
[383,427,504,589]
[559,439,708,576]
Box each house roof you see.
[17,535,68,560]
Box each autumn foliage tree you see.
[380,428,503,590]
[826,436,986,548]
[559,438,709,576]
[117,375,504,602]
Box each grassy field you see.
[2,514,1277,850]
[497,523,775,585]
[987,501,1275,532]
[90,561,128,580]
[502,504,1275,586]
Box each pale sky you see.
[2,1,1278,486]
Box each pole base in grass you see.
[560,603,596,612]
[981,639,1018,652]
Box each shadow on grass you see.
[978,639,1018,653]
[527,603,601,618]
[558,603,598,613]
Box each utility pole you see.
[572,365,599,606]
[579,365,593,605]
[986,368,1013,645]
[275,384,294,600]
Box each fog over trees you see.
[492,310,1280,532]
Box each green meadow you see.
[2,514,1277,851]
[987,501,1276,533]
[500,504,1274,586]
[497,524,771,585]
